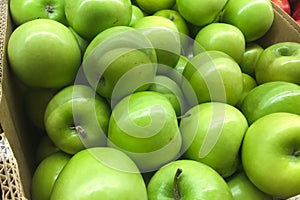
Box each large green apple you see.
[82,26,157,102]
[241,112,300,198]
[31,151,71,200]
[64,0,132,41]
[10,0,68,26]
[180,102,248,178]
[194,23,246,64]
[239,42,264,77]
[50,147,148,199]
[44,84,111,154]
[255,42,300,85]
[182,50,243,106]
[7,19,82,89]
[241,81,300,124]
[132,16,181,74]
[147,159,233,199]
[176,0,228,26]
[227,172,273,200]
[107,91,182,172]
[135,0,175,14]
[220,0,274,42]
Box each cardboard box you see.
[0,1,299,199]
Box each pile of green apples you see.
[7,0,300,199]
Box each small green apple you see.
[227,172,273,200]
[7,19,82,89]
[10,0,68,26]
[64,0,132,40]
[241,112,300,198]
[194,23,246,64]
[241,81,300,124]
[68,26,89,56]
[107,91,182,172]
[176,0,228,26]
[44,84,111,154]
[35,135,60,164]
[255,42,300,85]
[239,42,264,77]
[129,5,145,26]
[147,159,233,199]
[236,73,257,109]
[166,55,189,85]
[31,151,71,200]
[220,0,274,42]
[135,0,176,14]
[50,147,148,199]
[180,102,248,178]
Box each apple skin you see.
[227,172,273,200]
[64,0,132,41]
[272,0,291,15]
[35,135,60,164]
[135,0,175,14]
[31,151,71,200]
[176,0,228,27]
[68,26,89,56]
[44,84,111,154]
[147,159,233,199]
[241,81,300,124]
[50,147,148,199]
[236,73,257,109]
[255,42,300,85]
[7,19,82,89]
[194,23,246,64]
[132,16,181,73]
[129,5,145,26]
[220,0,274,42]
[239,42,264,78]
[182,50,243,106]
[241,112,300,198]
[107,91,182,172]
[180,102,248,178]
[10,0,68,26]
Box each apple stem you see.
[177,112,191,120]
[45,4,54,13]
[173,168,183,200]
[70,126,87,138]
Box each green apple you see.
[44,84,111,154]
[7,19,82,89]
[241,112,300,198]
[227,172,273,200]
[24,87,57,130]
[255,42,300,85]
[35,135,60,164]
[220,0,274,42]
[180,102,248,178]
[31,151,71,200]
[64,0,132,41]
[10,0,68,26]
[129,5,145,26]
[182,50,243,106]
[132,16,181,74]
[241,81,300,124]
[147,159,233,199]
[148,75,187,116]
[194,23,246,64]
[239,42,264,77]
[166,55,189,86]
[236,73,257,109]
[107,91,182,172]
[176,0,228,26]
[135,0,176,14]
[50,147,148,199]
[82,26,157,102]
[68,26,89,56]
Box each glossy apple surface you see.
[241,81,300,124]
[135,0,175,14]
[242,112,300,198]
[180,102,248,178]
[221,0,274,42]
[255,42,300,85]
[129,5,145,26]
[236,73,257,108]
[147,159,233,199]
[50,147,148,199]
[107,91,182,172]
[7,19,82,89]
[65,0,132,40]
